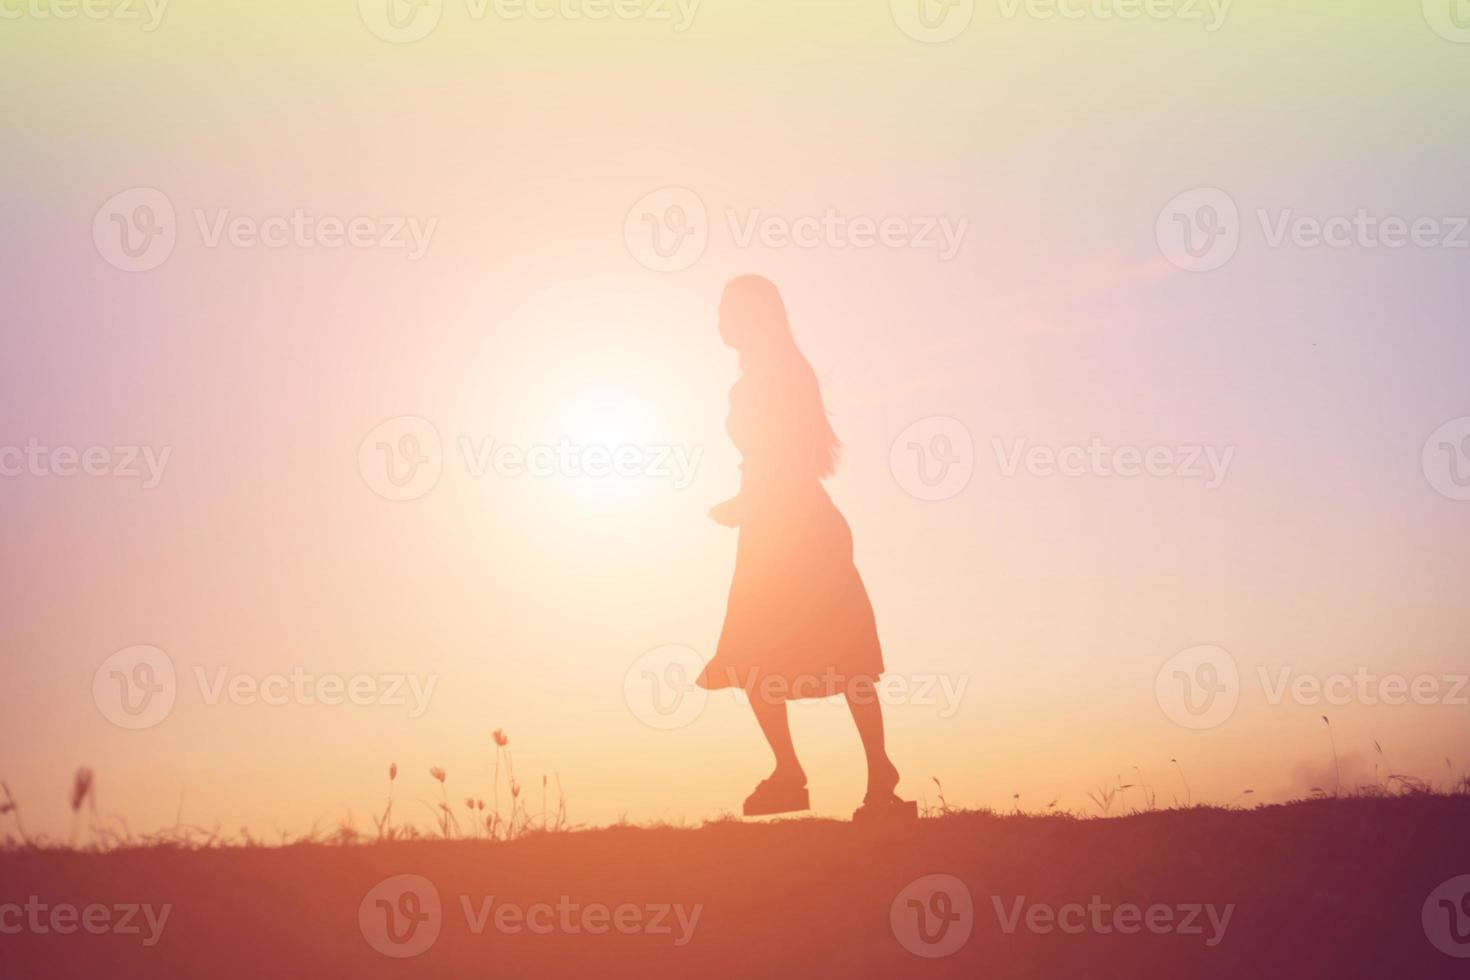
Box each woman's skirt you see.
[698,483,883,700]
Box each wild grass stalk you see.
[1322,716,1340,798]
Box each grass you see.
[1,728,574,852]
[4,746,1465,852]
[4,792,1468,979]
[3,712,1465,850]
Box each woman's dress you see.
[697,371,884,700]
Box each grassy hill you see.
[3,795,1468,978]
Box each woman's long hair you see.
[721,275,842,479]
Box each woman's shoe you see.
[852,791,918,823]
[742,778,810,817]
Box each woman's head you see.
[717,274,796,356]
[718,275,842,479]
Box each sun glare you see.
[555,387,657,452]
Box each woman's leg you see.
[845,676,899,798]
[750,694,806,786]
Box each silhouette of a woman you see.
[698,275,907,819]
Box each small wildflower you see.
[71,769,94,812]
[430,767,446,784]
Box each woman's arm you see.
[708,496,742,527]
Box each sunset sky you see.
[3,0,1468,840]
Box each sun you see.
[554,386,658,451]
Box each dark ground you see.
[2,795,1468,978]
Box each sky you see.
[2,0,1468,840]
